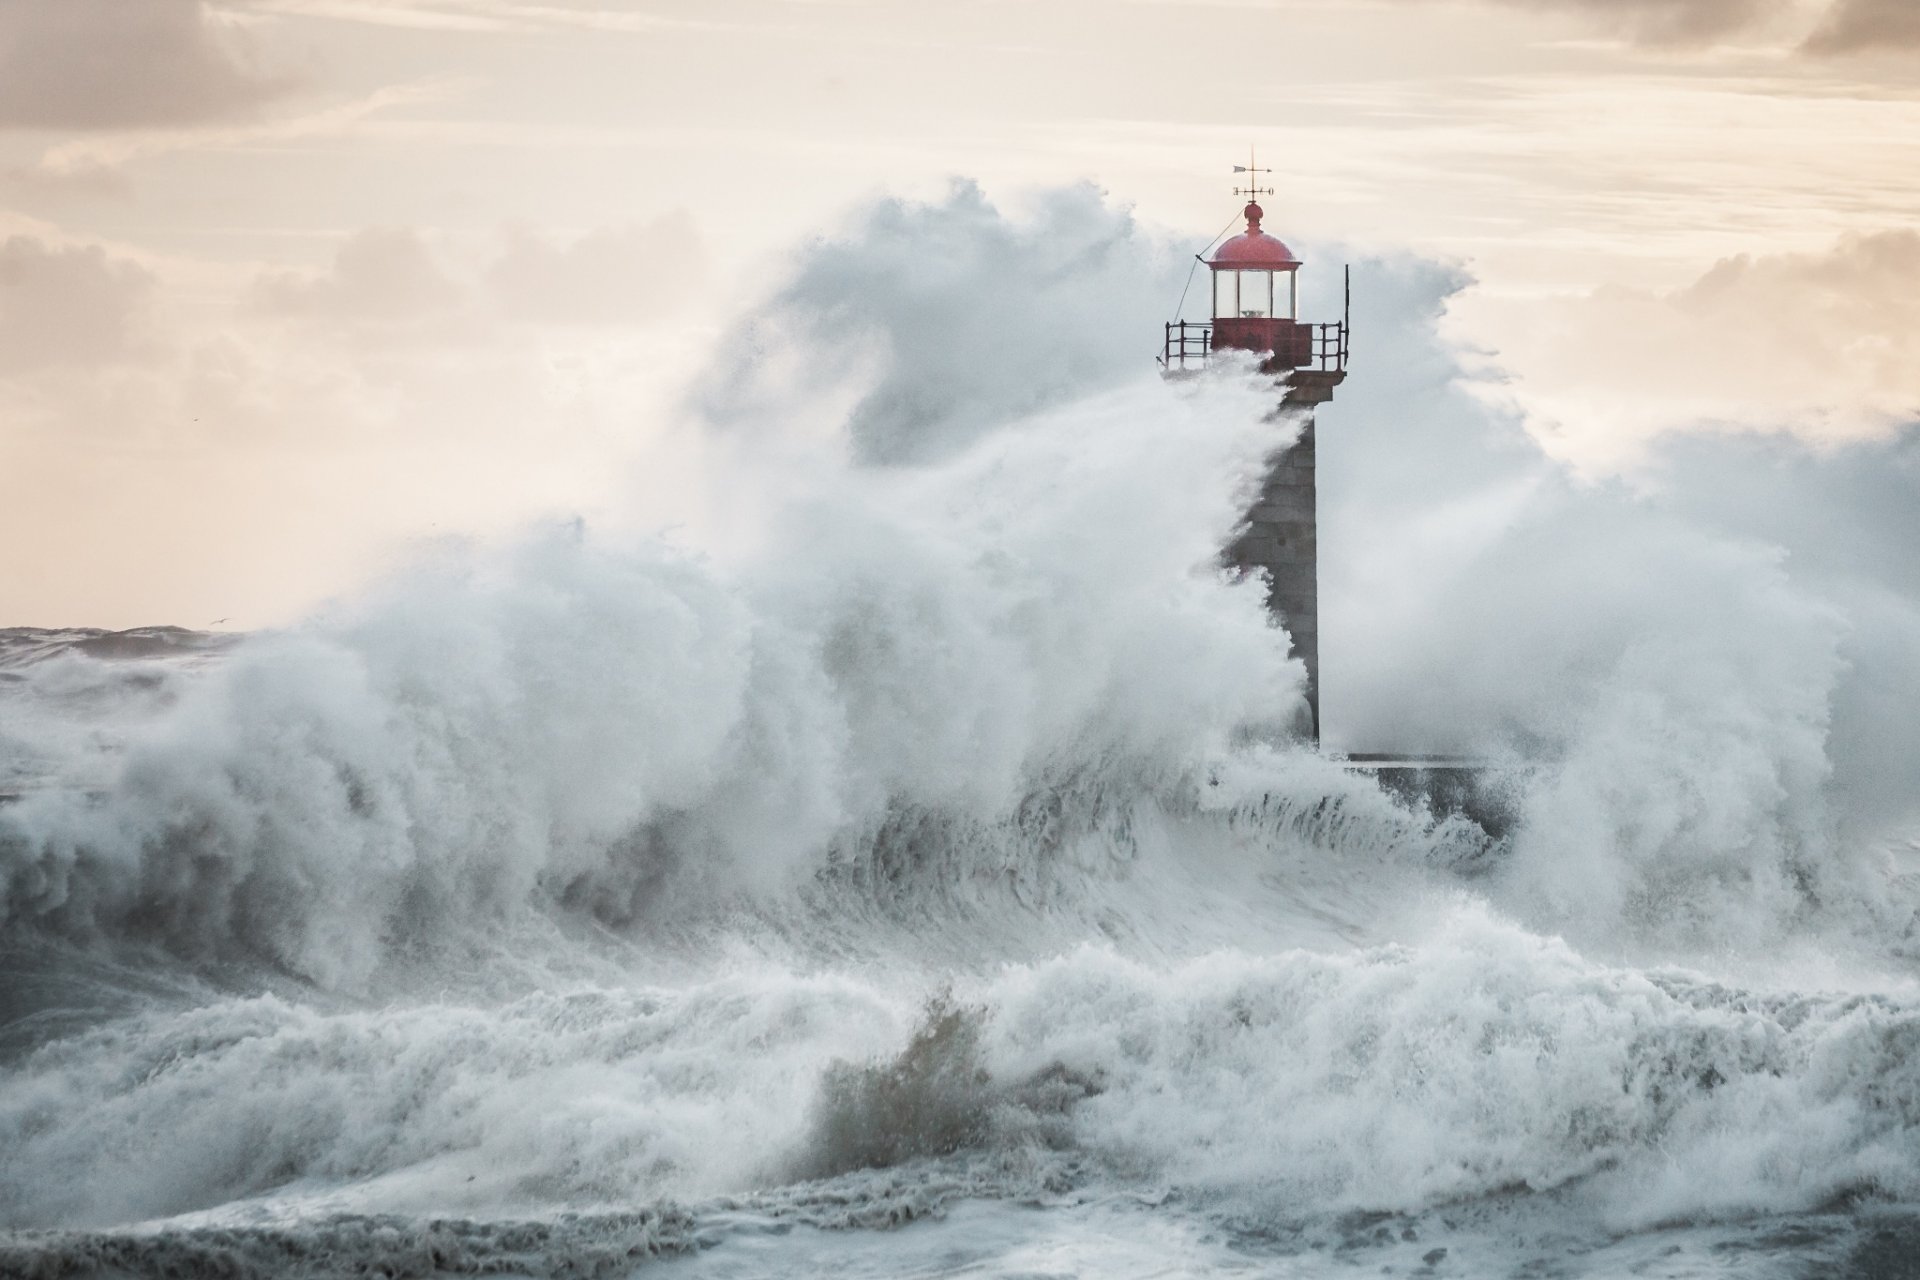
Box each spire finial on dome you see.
[1232,145,1273,233]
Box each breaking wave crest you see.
[8,913,1920,1243]
[0,375,1314,987]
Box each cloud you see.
[0,237,155,372]
[2,214,711,627]
[1660,227,1920,398]
[254,216,717,346]
[1398,0,1789,45]
[256,0,526,32]
[0,0,292,132]
[260,0,746,35]
[252,216,715,348]
[253,227,466,324]
[486,214,709,326]
[1803,0,1920,52]
[1439,0,1920,54]
[1471,228,1920,464]
[0,163,133,204]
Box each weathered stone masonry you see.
[1226,371,1341,740]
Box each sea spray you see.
[4,185,1920,1278]
[0,372,1301,988]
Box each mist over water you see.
[3,184,1920,1279]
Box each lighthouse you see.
[1164,162,1348,742]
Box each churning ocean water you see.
[4,193,1920,1279]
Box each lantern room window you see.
[1213,269,1298,320]
[1239,270,1273,318]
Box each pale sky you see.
[2,0,1918,627]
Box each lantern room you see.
[1208,199,1312,366]
[1212,202,1300,318]
[1161,160,1347,379]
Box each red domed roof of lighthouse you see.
[1210,201,1301,270]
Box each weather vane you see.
[1232,146,1274,202]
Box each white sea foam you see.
[3,183,1919,1278]
[7,907,1918,1244]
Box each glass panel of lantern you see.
[1239,270,1272,318]
[1213,269,1237,319]
[1278,270,1296,319]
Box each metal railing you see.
[1310,319,1348,371]
[1160,264,1351,377]
[1162,320,1213,369]
[1160,320,1347,374]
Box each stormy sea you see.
[5,191,1920,1278]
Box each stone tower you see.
[1226,373,1343,740]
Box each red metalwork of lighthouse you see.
[1207,198,1307,364]
[1163,158,1349,743]
[1163,156,1348,389]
